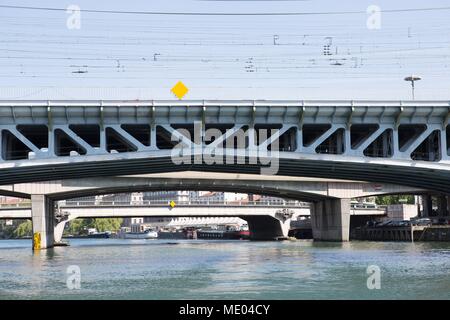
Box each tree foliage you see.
[2,218,123,238]
[0,221,18,239]
[92,218,123,232]
[66,218,123,235]
[14,220,32,238]
[375,195,415,205]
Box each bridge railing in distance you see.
[0,202,32,208]
[60,199,310,207]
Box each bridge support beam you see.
[244,215,292,240]
[311,199,350,241]
[54,214,78,243]
[54,220,68,244]
[31,195,55,250]
[448,196,450,217]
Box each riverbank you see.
[353,226,450,241]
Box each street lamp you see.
[404,75,421,100]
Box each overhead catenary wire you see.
[0,2,449,98]
[2,4,450,16]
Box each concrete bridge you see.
[0,196,386,243]
[0,100,448,249]
[0,199,310,242]
[0,100,448,191]
[0,172,413,248]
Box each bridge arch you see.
[2,172,424,203]
[0,153,446,193]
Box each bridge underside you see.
[32,200,300,247]
[22,194,351,249]
[0,168,431,250]
[0,168,423,203]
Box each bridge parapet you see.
[0,100,448,165]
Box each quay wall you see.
[352,226,450,241]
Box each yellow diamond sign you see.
[171,81,189,100]
[169,200,176,209]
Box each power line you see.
[1,4,450,16]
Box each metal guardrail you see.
[0,202,31,208]
[0,200,387,209]
[61,200,310,207]
[0,199,310,208]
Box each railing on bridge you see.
[61,199,309,207]
[0,199,310,209]
[0,200,387,210]
[0,202,31,208]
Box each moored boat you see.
[122,229,158,239]
[197,229,250,240]
[87,231,111,239]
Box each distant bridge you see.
[0,199,311,220]
[0,198,386,243]
[0,199,387,220]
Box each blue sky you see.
[0,0,449,100]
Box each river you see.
[0,239,449,299]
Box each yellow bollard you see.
[33,232,41,250]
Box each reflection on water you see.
[0,239,449,300]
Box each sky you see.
[0,0,449,100]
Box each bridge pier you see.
[31,195,55,250]
[437,195,449,216]
[421,195,433,217]
[310,199,350,241]
[244,215,292,240]
[448,196,450,216]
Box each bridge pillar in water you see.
[421,195,433,217]
[244,214,292,240]
[311,199,350,241]
[437,195,449,216]
[31,195,55,250]
[447,196,450,217]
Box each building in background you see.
[143,191,190,203]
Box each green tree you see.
[65,218,123,235]
[14,220,32,238]
[0,221,16,239]
[92,218,123,232]
[375,195,415,205]
[66,218,89,235]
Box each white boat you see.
[122,230,158,239]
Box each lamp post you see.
[404,75,421,100]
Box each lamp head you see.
[404,75,421,82]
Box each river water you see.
[0,239,449,300]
